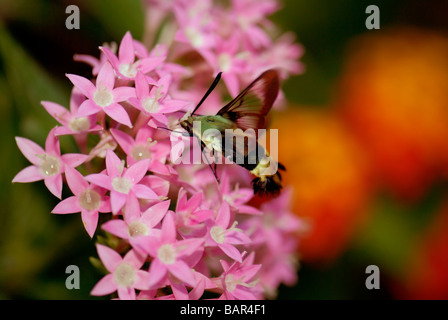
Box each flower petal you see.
[104,103,132,128]
[15,137,44,165]
[219,243,242,263]
[64,166,88,195]
[102,219,129,239]
[118,31,135,65]
[167,260,196,287]
[141,200,170,228]
[85,173,112,190]
[105,149,123,178]
[81,209,99,238]
[96,62,115,91]
[61,153,88,168]
[110,190,127,214]
[123,249,146,269]
[41,101,70,125]
[52,196,81,214]
[77,99,101,117]
[161,212,176,243]
[96,244,122,272]
[12,165,43,183]
[132,184,158,200]
[66,73,96,99]
[147,258,168,289]
[113,87,136,102]
[124,159,150,184]
[45,174,63,199]
[90,274,117,296]
[110,128,134,155]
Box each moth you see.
[178,69,285,197]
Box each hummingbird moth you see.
[179,69,285,197]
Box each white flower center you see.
[69,117,90,132]
[39,154,60,177]
[112,177,132,194]
[185,27,204,48]
[114,263,135,287]
[93,86,114,108]
[119,63,137,78]
[157,243,176,265]
[142,97,160,113]
[78,189,101,211]
[218,53,232,72]
[210,226,226,244]
[128,221,148,237]
[131,145,152,161]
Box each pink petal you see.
[77,99,101,117]
[138,236,160,257]
[99,197,112,213]
[85,173,112,190]
[124,159,150,184]
[45,174,63,199]
[123,249,146,269]
[46,130,62,157]
[140,200,170,228]
[123,192,141,223]
[167,260,196,287]
[104,103,132,128]
[110,128,134,155]
[66,74,96,99]
[96,244,122,272]
[110,190,127,214]
[134,270,151,291]
[219,243,242,263]
[161,99,190,113]
[113,86,136,102]
[117,286,136,300]
[90,274,117,296]
[102,219,129,239]
[232,287,257,300]
[176,238,204,258]
[69,87,87,113]
[12,165,43,183]
[216,201,231,228]
[135,71,149,100]
[81,209,99,238]
[161,212,176,243]
[96,62,115,91]
[223,73,239,98]
[41,101,70,125]
[147,259,168,289]
[61,153,88,168]
[132,184,158,200]
[171,281,189,300]
[52,196,81,214]
[15,137,44,165]
[64,166,88,196]
[143,175,169,197]
[105,149,123,178]
[138,56,165,74]
[118,31,135,65]
[100,47,120,70]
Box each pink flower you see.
[141,212,204,289]
[101,31,165,80]
[52,166,111,237]
[74,42,117,76]
[85,149,158,214]
[199,34,246,97]
[42,88,102,136]
[129,72,191,125]
[66,62,135,128]
[102,194,169,253]
[218,169,261,215]
[174,188,214,238]
[90,244,150,300]
[205,202,251,263]
[12,128,88,198]
[215,252,262,300]
[110,125,172,175]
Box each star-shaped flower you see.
[12,128,88,198]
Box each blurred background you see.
[1,0,448,299]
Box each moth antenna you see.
[192,72,222,115]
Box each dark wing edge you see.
[217,69,280,132]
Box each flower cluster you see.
[13,0,304,299]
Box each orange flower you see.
[271,108,373,264]
[336,28,448,201]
